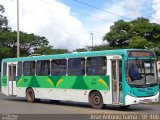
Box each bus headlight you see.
[154,91,158,95]
[128,91,136,97]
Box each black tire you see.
[26,88,35,103]
[35,99,41,103]
[50,100,60,104]
[120,105,130,109]
[89,91,104,109]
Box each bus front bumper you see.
[125,92,159,105]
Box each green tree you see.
[34,45,54,55]
[73,48,88,52]
[85,45,112,51]
[103,20,131,47]
[129,36,156,50]
[0,5,10,32]
[48,49,69,54]
[0,5,53,59]
[103,17,160,53]
[34,46,69,55]
[0,31,51,58]
[19,31,49,56]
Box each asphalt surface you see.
[0,92,159,114]
[0,93,160,120]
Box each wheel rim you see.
[93,95,101,105]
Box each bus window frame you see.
[36,60,50,76]
[51,59,67,76]
[86,56,107,76]
[23,61,36,76]
[2,62,7,76]
[68,57,85,76]
[125,58,158,87]
[17,61,23,76]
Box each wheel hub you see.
[94,96,100,105]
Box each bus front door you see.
[112,60,122,104]
[8,64,17,96]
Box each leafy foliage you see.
[34,47,69,55]
[0,31,50,59]
[73,48,88,52]
[0,5,69,60]
[103,20,131,47]
[0,5,10,32]
[103,17,160,54]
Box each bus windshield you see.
[126,59,158,87]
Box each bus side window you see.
[36,60,50,76]
[86,56,107,76]
[23,61,35,76]
[17,61,23,76]
[3,62,7,76]
[51,59,67,76]
[68,58,85,76]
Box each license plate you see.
[140,99,152,103]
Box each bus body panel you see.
[125,92,159,105]
[15,75,113,104]
[16,87,113,104]
[16,76,110,90]
[1,49,159,107]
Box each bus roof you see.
[1,49,154,62]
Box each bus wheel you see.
[89,91,104,109]
[50,100,60,104]
[26,88,35,103]
[120,105,130,109]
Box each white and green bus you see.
[1,49,159,109]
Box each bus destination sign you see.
[128,51,154,57]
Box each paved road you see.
[0,93,160,115]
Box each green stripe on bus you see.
[1,76,7,86]
[16,76,110,90]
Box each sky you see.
[0,0,159,51]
